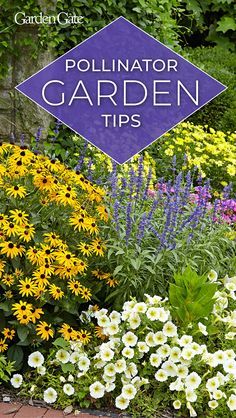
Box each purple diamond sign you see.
[16,17,226,164]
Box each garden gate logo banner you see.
[16,17,226,164]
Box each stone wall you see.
[0,25,54,142]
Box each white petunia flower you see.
[59,376,66,383]
[68,374,74,382]
[225,349,235,360]
[178,335,193,347]
[110,310,121,324]
[78,356,90,371]
[155,369,168,382]
[104,363,116,377]
[208,400,218,409]
[145,332,156,347]
[28,351,44,368]
[186,402,197,417]
[185,390,197,403]
[10,374,23,388]
[170,347,181,363]
[115,359,126,373]
[169,378,184,392]
[150,353,161,368]
[115,394,130,410]
[94,308,108,319]
[89,381,105,399]
[43,388,57,404]
[122,346,134,359]
[137,341,149,353]
[103,374,116,383]
[146,307,160,321]
[157,308,169,322]
[208,270,218,282]
[122,331,138,347]
[212,390,225,400]
[56,349,70,364]
[154,331,167,345]
[37,366,46,376]
[163,321,178,338]
[129,313,141,329]
[125,362,138,378]
[134,302,147,313]
[185,372,201,389]
[162,361,178,377]
[227,394,236,411]
[63,383,74,396]
[223,359,236,375]
[100,347,114,362]
[97,315,110,328]
[181,346,195,361]
[157,344,171,358]
[122,384,137,400]
[106,323,119,335]
[206,377,220,392]
[226,332,236,340]
[70,351,80,364]
[177,365,188,378]
[173,400,181,409]
[198,322,208,335]
[214,350,226,365]
[105,382,116,392]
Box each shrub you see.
[150,122,236,192]
[0,142,109,367]
[183,46,236,132]
[14,269,236,417]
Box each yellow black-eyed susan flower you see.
[0,338,8,352]
[59,323,78,341]
[18,278,37,297]
[9,209,29,225]
[96,205,109,222]
[90,239,105,256]
[49,284,64,300]
[2,328,15,340]
[77,329,91,344]
[77,242,92,256]
[30,307,44,324]
[68,279,82,296]
[0,241,19,258]
[36,321,53,340]
[6,184,27,198]
[26,247,41,264]
[79,286,92,301]
[1,274,14,286]
[17,224,35,242]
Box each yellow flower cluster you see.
[76,138,156,186]
[162,122,236,189]
[0,142,109,344]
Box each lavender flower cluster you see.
[107,156,235,249]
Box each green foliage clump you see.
[181,0,236,50]
[184,46,236,132]
[0,355,15,384]
[169,267,217,325]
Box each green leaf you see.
[113,265,123,276]
[7,345,23,370]
[17,326,29,342]
[61,363,75,373]
[52,337,70,349]
[217,16,236,33]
